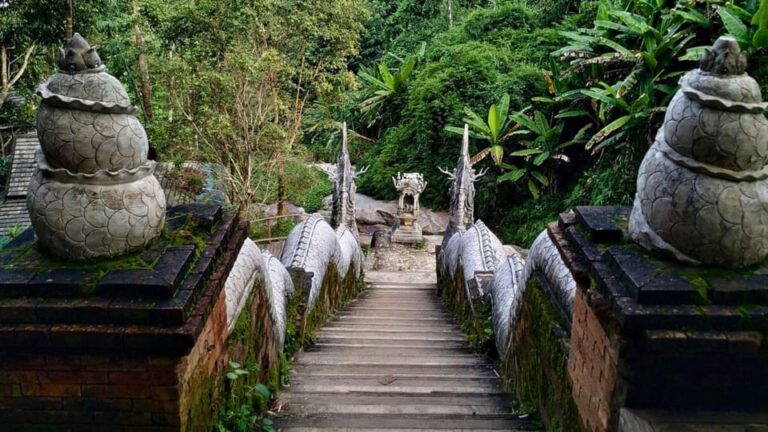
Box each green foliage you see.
[357,2,553,213]
[215,362,275,432]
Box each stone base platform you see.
[552,206,768,431]
[0,204,248,431]
[392,223,423,244]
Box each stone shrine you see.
[630,36,768,268]
[391,172,427,243]
[29,34,165,261]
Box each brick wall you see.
[567,288,622,432]
[0,289,229,432]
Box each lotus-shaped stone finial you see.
[629,36,768,268]
[28,34,165,261]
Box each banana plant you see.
[497,108,591,199]
[359,58,416,116]
[445,93,527,165]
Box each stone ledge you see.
[0,205,248,355]
[558,206,768,332]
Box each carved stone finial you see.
[629,35,768,268]
[57,33,103,73]
[700,36,747,76]
[29,34,165,261]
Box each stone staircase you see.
[276,271,538,431]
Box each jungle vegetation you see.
[2,0,768,246]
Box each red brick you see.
[108,371,177,386]
[150,386,178,401]
[82,385,151,399]
[21,383,81,397]
[93,410,152,425]
[38,371,108,385]
[10,396,62,410]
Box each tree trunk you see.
[446,0,453,28]
[277,159,286,216]
[65,0,73,41]
[131,0,154,123]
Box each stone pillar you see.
[556,206,768,431]
[0,204,249,431]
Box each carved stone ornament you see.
[438,125,488,248]
[330,123,367,235]
[391,172,427,243]
[28,34,165,260]
[629,36,768,268]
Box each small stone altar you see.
[391,172,427,243]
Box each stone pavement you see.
[275,271,538,431]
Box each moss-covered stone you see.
[502,277,580,432]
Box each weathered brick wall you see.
[0,289,230,432]
[567,288,622,432]
[502,277,580,431]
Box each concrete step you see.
[304,345,470,356]
[292,353,485,367]
[278,274,537,431]
[279,392,516,416]
[288,364,498,378]
[312,338,468,349]
[275,413,538,430]
[318,325,465,336]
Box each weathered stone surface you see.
[27,165,166,260]
[281,214,340,312]
[336,226,363,280]
[520,230,577,324]
[490,254,525,356]
[329,124,366,235]
[263,250,293,352]
[392,172,427,244]
[438,125,488,246]
[459,220,506,285]
[28,34,165,261]
[224,238,266,334]
[630,36,768,268]
[439,230,464,279]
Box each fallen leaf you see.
[379,375,397,385]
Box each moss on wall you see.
[502,277,580,432]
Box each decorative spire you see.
[342,122,349,155]
[331,122,361,235]
[462,124,469,159]
[57,33,103,73]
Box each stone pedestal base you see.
[0,204,248,431]
[392,223,423,244]
[555,206,768,432]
